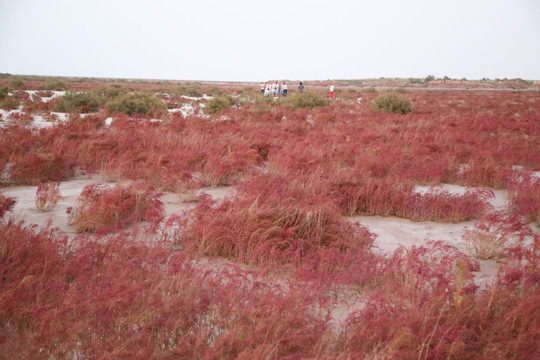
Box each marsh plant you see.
[35,182,62,212]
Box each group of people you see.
[259,81,334,98]
[260,81,289,97]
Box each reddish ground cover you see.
[1,81,539,358]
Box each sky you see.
[1,0,539,82]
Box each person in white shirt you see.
[329,83,335,98]
[282,82,288,97]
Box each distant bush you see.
[39,80,69,91]
[361,87,377,93]
[54,91,102,113]
[205,85,221,96]
[93,84,127,101]
[286,91,329,111]
[186,85,202,97]
[106,92,165,115]
[0,87,8,103]
[393,88,409,93]
[251,94,274,113]
[205,94,234,114]
[372,93,412,114]
[6,77,25,89]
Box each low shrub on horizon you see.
[39,80,69,91]
[106,91,165,115]
[0,86,9,104]
[185,84,202,97]
[205,94,235,114]
[373,93,412,114]
[285,91,329,111]
[54,91,102,113]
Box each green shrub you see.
[361,87,377,93]
[205,85,221,96]
[0,87,9,102]
[372,94,412,114]
[393,88,409,93]
[39,80,69,91]
[205,94,234,114]
[54,91,102,113]
[6,77,25,89]
[285,91,328,111]
[93,85,127,101]
[186,85,202,97]
[106,92,165,115]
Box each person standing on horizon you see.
[260,81,265,94]
[282,82,288,96]
[278,81,282,96]
[298,82,304,94]
[329,83,334,99]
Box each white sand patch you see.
[329,296,366,330]
[30,115,55,129]
[160,192,196,217]
[350,215,474,254]
[349,215,501,282]
[0,178,235,239]
[168,103,195,117]
[180,94,212,101]
[197,186,235,201]
[50,112,69,122]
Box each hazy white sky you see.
[1,0,539,81]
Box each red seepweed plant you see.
[68,181,163,233]
[2,83,540,358]
[177,173,375,268]
[0,193,16,219]
[509,173,540,224]
[35,182,62,212]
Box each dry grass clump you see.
[35,182,61,212]
[464,210,532,260]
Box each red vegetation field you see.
[1,78,539,358]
